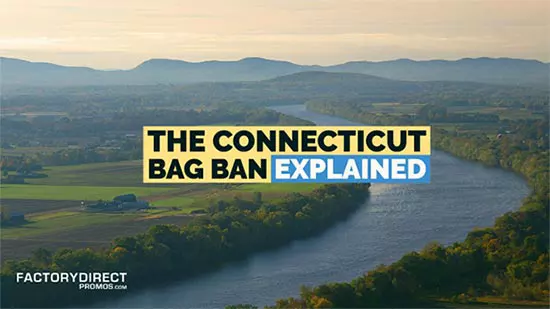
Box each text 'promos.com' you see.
[143,126,431,184]
[16,272,128,291]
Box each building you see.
[113,194,137,203]
[83,193,149,212]
[9,212,25,223]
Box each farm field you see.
[22,160,162,187]
[0,146,71,157]
[368,102,424,115]
[0,160,321,259]
[351,102,539,135]
[447,106,546,120]
[1,215,195,259]
[0,199,81,214]
[0,184,174,200]
[359,102,544,121]
[1,211,140,239]
[1,160,320,204]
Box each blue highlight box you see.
[271,155,431,183]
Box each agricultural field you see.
[0,184,174,200]
[0,146,71,157]
[447,106,546,120]
[0,160,320,259]
[1,215,196,259]
[368,102,424,115]
[354,102,543,136]
[14,160,152,187]
[431,122,504,135]
[360,102,543,120]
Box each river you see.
[100,104,530,308]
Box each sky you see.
[1,0,549,69]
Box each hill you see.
[159,71,425,106]
[326,57,550,86]
[4,70,547,114]
[1,56,548,87]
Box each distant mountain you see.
[0,58,115,86]
[264,71,422,96]
[327,57,550,86]
[1,56,548,87]
[131,57,304,83]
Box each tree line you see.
[305,101,504,125]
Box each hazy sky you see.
[1,0,549,69]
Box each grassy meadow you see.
[0,159,321,258]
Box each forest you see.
[0,107,312,170]
[0,183,370,308]
[257,101,549,307]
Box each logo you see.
[16,272,128,290]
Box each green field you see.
[152,196,196,207]
[369,102,424,115]
[0,146,72,157]
[358,102,543,121]
[447,106,545,120]
[0,184,174,200]
[3,160,320,202]
[0,160,322,258]
[1,211,139,238]
[26,160,157,187]
[350,102,543,136]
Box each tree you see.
[252,191,262,204]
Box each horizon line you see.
[1,55,548,71]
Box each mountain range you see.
[1,56,548,87]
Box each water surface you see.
[100,104,530,308]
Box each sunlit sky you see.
[1,0,548,69]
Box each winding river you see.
[100,104,530,308]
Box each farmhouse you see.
[113,194,137,203]
[82,194,150,212]
[9,212,25,223]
